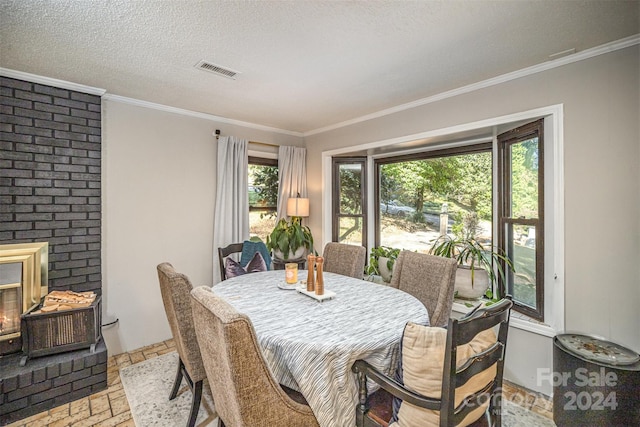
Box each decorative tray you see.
[295,286,336,302]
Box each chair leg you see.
[169,358,185,400]
[187,379,203,427]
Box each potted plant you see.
[429,213,514,300]
[266,218,314,260]
[365,246,401,283]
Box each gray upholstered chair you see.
[190,286,320,427]
[389,251,457,327]
[322,242,367,279]
[157,263,208,427]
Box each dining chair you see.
[218,240,272,281]
[190,286,320,427]
[322,242,367,279]
[156,263,208,427]
[352,297,513,427]
[389,251,457,327]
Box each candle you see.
[285,263,298,284]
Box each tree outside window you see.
[249,157,278,242]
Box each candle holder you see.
[285,263,298,284]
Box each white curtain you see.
[213,136,249,283]
[277,146,307,220]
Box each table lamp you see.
[287,195,309,224]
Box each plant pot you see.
[378,256,393,282]
[365,274,386,285]
[454,265,489,300]
[273,246,306,261]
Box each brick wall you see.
[0,76,106,423]
[0,76,102,293]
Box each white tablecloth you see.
[212,270,429,427]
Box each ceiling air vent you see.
[195,60,239,80]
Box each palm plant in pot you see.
[429,213,514,300]
[266,217,314,260]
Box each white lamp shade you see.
[287,197,309,217]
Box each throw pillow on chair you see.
[224,251,267,279]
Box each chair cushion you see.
[389,323,497,427]
[240,240,272,270]
[225,251,267,279]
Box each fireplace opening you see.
[0,242,48,356]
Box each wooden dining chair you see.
[218,241,271,282]
[389,251,457,327]
[190,286,320,427]
[218,243,244,281]
[352,298,513,427]
[156,263,208,427]
[322,242,367,279]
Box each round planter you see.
[273,246,306,261]
[454,265,489,300]
[378,256,394,282]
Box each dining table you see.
[212,269,429,427]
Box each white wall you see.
[102,100,303,354]
[305,46,640,394]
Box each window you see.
[248,156,278,242]
[325,107,561,333]
[498,119,544,321]
[332,157,367,247]
[374,144,493,253]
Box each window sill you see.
[452,300,556,338]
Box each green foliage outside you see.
[380,152,493,224]
[249,163,278,218]
[337,165,363,242]
[378,146,537,229]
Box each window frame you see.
[322,105,563,336]
[248,156,278,213]
[248,156,278,242]
[497,119,545,321]
[331,157,368,248]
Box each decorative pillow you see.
[225,251,267,279]
[239,240,272,270]
[389,323,497,427]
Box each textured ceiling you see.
[1,1,638,134]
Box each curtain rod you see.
[214,129,279,148]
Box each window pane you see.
[506,223,537,308]
[337,217,363,245]
[339,164,363,214]
[249,162,278,242]
[378,151,492,252]
[510,138,539,219]
[249,164,278,210]
[249,210,277,243]
[333,157,366,248]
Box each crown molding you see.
[0,67,302,138]
[3,33,637,138]
[304,34,640,136]
[102,94,304,137]
[0,68,106,96]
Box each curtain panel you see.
[213,136,249,282]
[277,146,307,220]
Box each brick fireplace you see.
[0,76,106,424]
